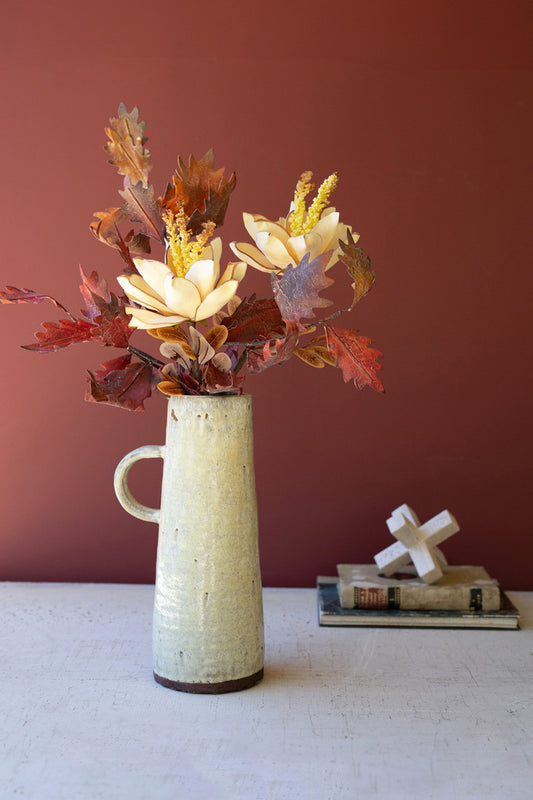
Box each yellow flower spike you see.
[303,172,339,234]
[163,207,216,277]
[287,171,314,236]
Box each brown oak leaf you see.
[104,103,152,187]
[338,230,375,308]
[119,179,165,243]
[271,252,334,325]
[90,207,151,259]
[325,325,384,392]
[160,150,236,235]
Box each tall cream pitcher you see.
[114,394,264,693]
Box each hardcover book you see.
[317,578,520,629]
[337,564,501,611]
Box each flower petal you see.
[125,307,189,329]
[219,260,247,284]
[255,231,296,270]
[286,231,322,263]
[244,212,290,243]
[309,210,341,252]
[164,276,202,318]
[202,236,222,264]
[117,275,170,313]
[183,259,217,300]
[195,280,239,320]
[230,242,275,273]
[133,258,171,298]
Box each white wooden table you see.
[1,584,532,800]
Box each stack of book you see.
[317,565,520,628]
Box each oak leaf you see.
[90,207,151,258]
[0,286,73,318]
[161,150,236,235]
[325,325,384,392]
[338,230,375,307]
[271,251,334,324]
[247,321,299,374]
[204,363,243,394]
[220,295,285,344]
[104,103,152,187]
[79,268,132,349]
[21,317,96,352]
[86,355,153,411]
[119,179,165,243]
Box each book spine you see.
[343,585,500,611]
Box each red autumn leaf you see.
[204,363,244,394]
[86,354,153,411]
[119,178,165,243]
[247,321,299,374]
[104,103,152,187]
[160,150,236,235]
[21,317,96,352]
[337,230,375,308]
[325,325,384,392]
[79,268,132,348]
[0,285,73,317]
[79,267,111,316]
[271,251,334,325]
[220,294,286,345]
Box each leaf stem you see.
[233,350,248,375]
[127,344,164,369]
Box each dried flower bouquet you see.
[1,104,384,410]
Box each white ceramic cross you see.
[374,504,460,584]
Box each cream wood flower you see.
[117,238,247,330]
[230,172,359,275]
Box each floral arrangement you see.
[1,104,383,410]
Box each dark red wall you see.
[1,0,532,588]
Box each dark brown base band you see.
[153,667,264,694]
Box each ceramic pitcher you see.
[114,394,264,693]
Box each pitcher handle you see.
[114,445,165,524]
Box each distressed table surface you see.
[1,583,532,800]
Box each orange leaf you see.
[147,326,188,343]
[104,103,152,187]
[90,207,151,257]
[294,347,325,368]
[157,381,184,396]
[204,324,228,351]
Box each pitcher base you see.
[153,667,264,694]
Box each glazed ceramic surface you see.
[114,394,264,692]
